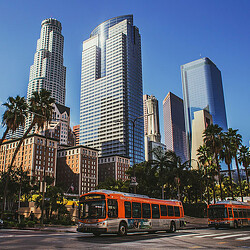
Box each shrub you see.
[27,221,35,228]
[17,221,26,229]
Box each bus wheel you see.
[170,221,176,233]
[93,232,101,236]
[118,222,127,236]
[233,221,238,229]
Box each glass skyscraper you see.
[181,57,228,158]
[163,92,187,163]
[80,15,144,164]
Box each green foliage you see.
[183,203,207,218]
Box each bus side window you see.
[142,203,151,218]
[228,208,233,218]
[174,206,180,217]
[243,209,247,218]
[168,206,174,217]
[132,202,141,218]
[124,201,131,218]
[248,209,250,218]
[233,208,238,218]
[152,204,160,218]
[108,199,118,218]
[160,205,167,216]
[239,209,244,218]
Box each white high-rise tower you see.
[80,15,144,165]
[27,18,66,104]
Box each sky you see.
[0,0,249,146]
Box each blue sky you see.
[0,0,249,146]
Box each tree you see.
[238,145,250,194]
[9,89,54,168]
[203,124,224,201]
[2,89,54,215]
[197,145,212,204]
[0,96,27,147]
[97,178,130,193]
[220,132,234,199]
[227,128,243,201]
[151,147,176,199]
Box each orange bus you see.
[77,190,185,236]
[208,201,250,229]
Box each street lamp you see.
[130,113,154,193]
[114,113,154,193]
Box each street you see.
[0,228,249,249]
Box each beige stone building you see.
[0,134,58,182]
[191,109,213,169]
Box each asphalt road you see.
[0,228,250,249]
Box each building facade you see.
[73,125,80,146]
[163,92,187,163]
[80,15,144,165]
[181,57,228,159]
[56,146,98,195]
[191,109,213,169]
[45,103,75,147]
[98,155,130,183]
[27,18,66,105]
[25,18,66,134]
[143,94,162,161]
[0,134,58,183]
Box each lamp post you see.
[130,113,154,193]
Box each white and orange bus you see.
[208,201,250,229]
[77,190,185,236]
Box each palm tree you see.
[9,89,54,168]
[197,144,212,204]
[3,89,54,214]
[203,124,224,201]
[238,145,250,194]
[0,96,27,146]
[227,128,243,201]
[220,132,234,199]
[151,147,175,199]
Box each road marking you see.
[236,236,250,241]
[194,233,228,238]
[189,246,204,249]
[0,233,64,238]
[214,234,247,239]
[217,242,227,244]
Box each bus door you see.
[107,199,118,231]
[151,204,160,228]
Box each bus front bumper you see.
[77,222,108,233]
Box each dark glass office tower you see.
[181,57,228,159]
[163,92,187,163]
[80,15,144,165]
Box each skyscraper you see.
[27,18,66,104]
[143,95,161,142]
[25,18,66,134]
[80,15,144,164]
[163,92,187,163]
[143,94,164,161]
[181,57,228,158]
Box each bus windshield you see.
[79,200,106,219]
[208,207,228,219]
